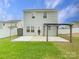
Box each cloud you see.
[58,4,79,23]
[45,0,79,23]
[6,14,15,20]
[0,0,12,8]
[45,0,63,9]
[3,0,12,8]
[0,0,13,20]
[0,8,6,20]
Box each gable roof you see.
[24,9,58,12]
[0,21,3,23]
[2,20,21,23]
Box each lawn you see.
[54,36,79,59]
[0,35,79,59]
[0,36,63,59]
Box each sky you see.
[0,0,79,23]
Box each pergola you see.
[43,23,73,43]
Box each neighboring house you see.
[72,22,79,28]
[59,25,69,29]
[2,20,21,29]
[0,20,23,38]
[23,9,58,36]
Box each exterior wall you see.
[23,10,58,36]
[17,21,23,28]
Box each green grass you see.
[0,35,79,59]
[0,36,63,59]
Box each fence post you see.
[70,25,72,43]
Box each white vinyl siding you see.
[23,10,58,36]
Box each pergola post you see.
[70,25,72,43]
[46,25,48,42]
[56,25,59,36]
[43,25,45,36]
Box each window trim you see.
[43,12,47,18]
[31,26,34,32]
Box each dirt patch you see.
[62,33,79,37]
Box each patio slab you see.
[12,36,69,42]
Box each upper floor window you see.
[32,13,35,19]
[43,12,47,18]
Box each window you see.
[3,24,5,26]
[43,12,47,18]
[32,16,35,19]
[48,26,51,30]
[32,13,35,19]
[31,26,34,32]
[27,26,30,32]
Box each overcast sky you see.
[0,0,79,23]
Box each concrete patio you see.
[12,36,69,42]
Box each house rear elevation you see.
[23,9,58,36]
